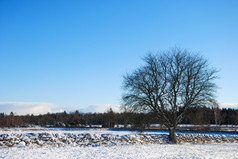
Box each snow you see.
[1,143,238,159]
[0,128,138,135]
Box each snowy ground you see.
[1,143,238,159]
[1,127,238,159]
[0,127,142,135]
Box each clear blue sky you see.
[0,0,238,114]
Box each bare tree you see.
[122,48,218,143]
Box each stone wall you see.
[176,134,238,144]
[0,133,238,147]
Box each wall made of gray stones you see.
[176,134,238,144]
[0,133,237,147]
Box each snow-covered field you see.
[1,143,238,159]
[1,127,238,159]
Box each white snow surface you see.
[0,127,145,135]
[1,143,238,159]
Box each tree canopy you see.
[122,48,218,143]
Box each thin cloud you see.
[0,102,121,115]
[0,102,54,115]
[219,102,238,109]
[78,104,121,113]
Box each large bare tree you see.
[122,48,218,143]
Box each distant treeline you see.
[0,107,237,128]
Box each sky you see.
[0,0,238,115]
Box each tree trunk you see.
[168,127,177,144]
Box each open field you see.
[1,143,238,159]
